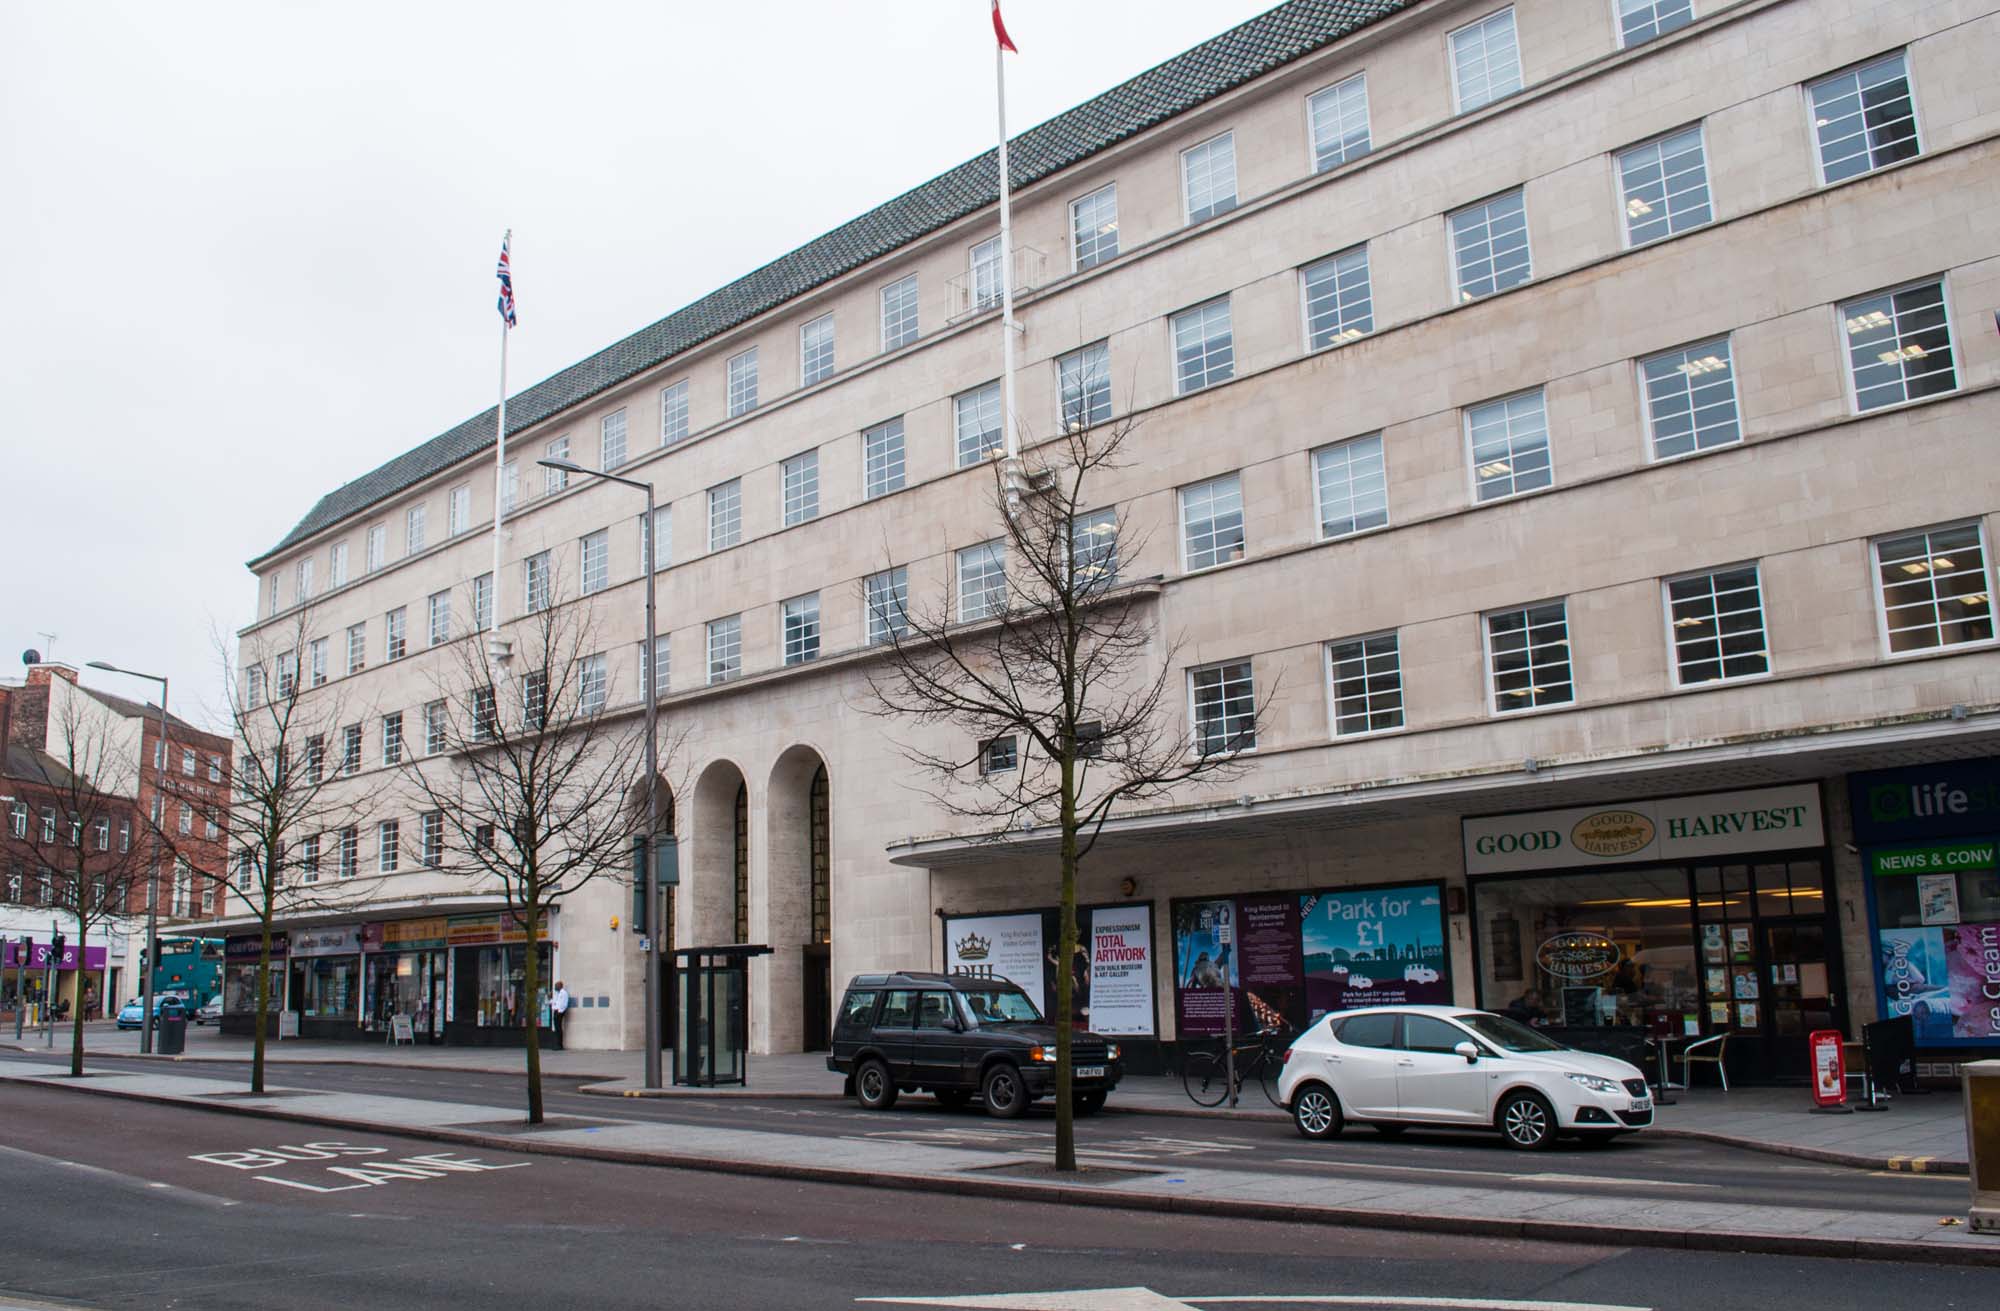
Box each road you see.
[0,1082,1995,1311]
[0,1049,1968,1219]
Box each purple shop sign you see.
[1,940,108,971]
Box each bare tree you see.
[866,417,1265,1172]
[397,576,663,1123]
[0,693,156,1077]
[181,606,374,1094]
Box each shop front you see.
[1464,783,1837,1084]
[444,910,559,1048]
[362,918,447,1043]
[288,924,362,1039]
[2,938,110,1020]
[221,932,286,1036]
[1850,757,2000,1066]
[941,901,1162,1071]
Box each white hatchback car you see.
[1276,1004,1653,1150]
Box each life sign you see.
[1463,784,1823,874]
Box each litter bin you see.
[1969,1059,2000,1234]
[157,1005,187,1056]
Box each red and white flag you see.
[991,0,1018,53]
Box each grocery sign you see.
[1463,784,1823,874]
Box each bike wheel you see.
[1182,1053,1229,1107]
[1258,1053,1287,1108]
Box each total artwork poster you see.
[1086,905,1153,1036]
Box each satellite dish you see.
[22,649,41,666]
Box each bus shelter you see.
[671,944,771,1087]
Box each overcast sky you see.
[0,1,1275,729]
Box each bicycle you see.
[1181,1024,1292,1108]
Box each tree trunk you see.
[1054,754,1078,1173]
[523,897,544,1124]
[252,887,274,1095]
[69,907,87,1078]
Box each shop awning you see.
[886,716,2000,869]
[180,892,534,938]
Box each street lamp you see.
[538,457,666,1089]
[85,660,168,1056]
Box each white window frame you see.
[1448,7,1522,114]
[580,652,608,713]
[384,606,407,661]
[865,567,909,645]
[500,460,519,512]
[639,635,670,698]
[640,505,671,572]
[1448,189,1532,303]
[1179,473,1246,573]
[970,236,1003,311]
[863,417,906,499]
[781,593,821,666]
[1806,50,1922,188]
[1614,0,1695,49]
[448,483,471,536]
[708,479,743,551]
[405,502,427,556]
[726,346,759,417]
[365,523,386,573]
[580,528,610,596]
[1464,388,1553,503]
[328,541,348,588]
[1300,244,1373,351]
[524,550,552,612]
[957,541,1008,622]
[1617,123,1712,248]
[1189,659,1257,757]
[601,408,629,469]
[954,381,1004,468]
[1069,183,1118,271]
[1311,433,1389,540]
[1661,562,1772,688]
[377,820,399,874]
[1306,71,1371,173]
[1638,336,1741,462]
[472,573,493,631]
[427,591,451,647]
[880,274,920,351]
[980,735,1019,775]
[707,615,743,685]
[381,711,404,765]
[424,699,449,755]
[1171,297,1235,395]
[1180,130,1238,226]
[346,622,369,674]
[543,437,570,494]
[660,379,691,445]
[1869,521,1997,660]
[1057,341,1112,431]
[296,555,314,601]
[800,313,836,387]
[1838,277,1959,415]
[782,450,820,526]
[1483,599,1575,714]
[1325,630,1404,738]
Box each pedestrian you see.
[550,979,570,1048]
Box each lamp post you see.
[538,457,664,1089]
[85,660,168,1056]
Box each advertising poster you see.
[946,912,1046,1017]
[1086,905,1154,1036]
[1877,926,1954,1043]
[1173,898,1238,1037]
[1944,921,2000,1039]
[1236,894,1305,1031]
[1701,924,1725,964]
[1917,873,1962,926]
[1299,883,1449,1017]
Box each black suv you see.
[826,971,1123,1118]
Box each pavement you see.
[23,1022,1974,1173]
[0,1048,1992,1270]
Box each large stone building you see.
[226,0,2000,1082]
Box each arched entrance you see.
[688,759,751,1057]
[767,746,831,1051]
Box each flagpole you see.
[489,228,512,669]
[994,30,1024,515]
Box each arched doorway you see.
[734,783,750,945]
[767,746,831,1051]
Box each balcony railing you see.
[946,245,1048,324]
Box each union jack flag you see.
[496,234,517,328]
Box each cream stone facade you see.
[227,0,2000,1072]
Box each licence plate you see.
[1076,1065,1106,1079]
[1630,1099,1652,1113]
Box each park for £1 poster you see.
[1299,883,1450,1018]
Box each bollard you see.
[1968,1060,2000,1234]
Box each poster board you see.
[942,901,1158,1036]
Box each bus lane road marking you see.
[188,1140,530,1194]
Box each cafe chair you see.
[1681,1032,1730,1092]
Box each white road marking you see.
[1273,1160,1713,1189]
[860,1292,1652,1311]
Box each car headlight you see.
[1565,1073,1622,1094]
[1028,1046,1059,1063]
[1106,1044,1121,1061]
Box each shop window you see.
[459,943,554,1029]
[1473,869,1701,1028]
[296,955,359,1020]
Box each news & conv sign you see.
[1462,784,1823,875]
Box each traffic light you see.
[48,930,64,962]
[630,835,648,935]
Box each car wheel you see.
[1373,1123,1407,1137]
[1073,1089,1107,1116]
[1291,1082,1343,1140]
[1497,1090,1558,1150]
[933,1088,972,1110]
[854,1058,899,1111]
[982,1063,1028,1119]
